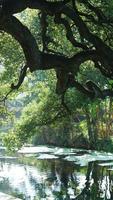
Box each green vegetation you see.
[0,1,113,152]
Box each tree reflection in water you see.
[0,159,113,199]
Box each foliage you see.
[96,138,113,152]
[1,1,113,152]
[1,0,113,99]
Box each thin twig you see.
[0,89,13,105]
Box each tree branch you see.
[54,13,88,50]
[0,89,13,104]
[0,15,41,71]
[0,0,70,16]
[11,64,27,90]
[1,0,113,100]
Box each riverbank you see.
[32,136,113,153]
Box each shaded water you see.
[0,146,113,200]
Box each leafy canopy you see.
[1,0,113,103]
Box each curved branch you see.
[1,0,113,100]
[0,89,13,104]
[40,12,48,52]
[41,50,99,71]
[11,65,27,90]
[0,16,40,71]
[54,13,88,50]
[79,0,107,22]
[0,14,100,72]
[0,0,70,16]
[68,76,95,98]
[1,1,113,73]
[62,6,113,60]
[67,76,113,99]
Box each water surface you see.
[0,146,113,200]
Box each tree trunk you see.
[85,108,95,148]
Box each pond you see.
[0,146,113,200]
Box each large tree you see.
[1,0,113,102]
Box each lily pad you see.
[18,146,56,154]
[64,151,113,166]
[37,154,59,160]
[98,162,113,166]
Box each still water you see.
[0,146,113,200]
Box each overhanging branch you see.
[1,0,113,100]
[0,16,41,71]
[0,0,70,16]
[11,65,27,90]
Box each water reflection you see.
[0,150,113,199]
